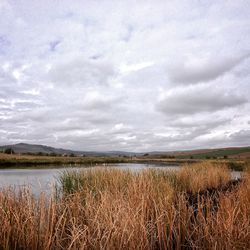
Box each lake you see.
[0,163,241,195]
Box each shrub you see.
[4,148,15,154]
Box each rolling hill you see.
[0,143,136,157]
[0,143,250,159]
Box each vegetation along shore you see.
[0,162,249,249]
[0,152,249,172]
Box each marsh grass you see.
[0,163,249,249]
[177,162,231,192]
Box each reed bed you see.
[177,162,231,192]
[0,163,249,249]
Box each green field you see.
[175,147,250,159]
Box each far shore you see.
[0,153,248,171]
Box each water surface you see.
[0,163,178,194]
[0,163,240,195]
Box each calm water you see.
[0,163,178,194]
[0,163,241,195]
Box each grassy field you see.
[0,153,130,167]
[174,147,250,159]
[0,162,249,249]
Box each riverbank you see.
[0,162,249,249]
[0,153,130,167]
[0,153,248,171]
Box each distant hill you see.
[173,147,250,159]
[148,147,250,159]
[0,143,137,157]
[0,143,249,159]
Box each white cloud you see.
[0,0,250,151]
[119,62,154,74]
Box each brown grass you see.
[177,162,231,192]
[0,153,129,167]
[0,163,249,249]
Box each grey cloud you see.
[48,57,115,87]
[79,91,119,110]
[166,117,230,129]
[157,84,247,115]
[13,100,42,110]
[168,54,250,84]
[49,39,61,52]
[229,130,250,145]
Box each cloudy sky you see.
[0,0,250,152]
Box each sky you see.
[0,0,250,152]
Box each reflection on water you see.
[0,168,60,195]
[0,163,241,195]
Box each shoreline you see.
[0,153,248,171]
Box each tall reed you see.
[177,162,231,192]
[0,163,248,249]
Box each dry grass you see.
[0,163,249,249]
[186,177,250,249]
[177,162,231,192]
[0,153,129,167]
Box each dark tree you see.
[4,148,15,154]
